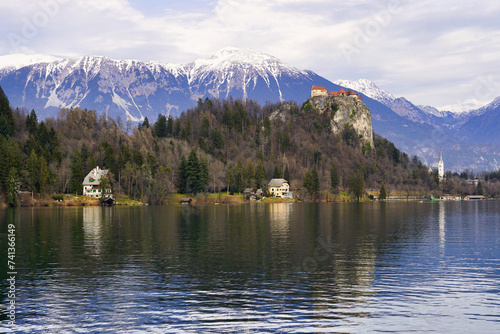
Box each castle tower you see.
[438,149,444,181]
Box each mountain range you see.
[0,48,498,172]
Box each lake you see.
[1,201,499,333]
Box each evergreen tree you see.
[176,155,188,194]
[197,157,209,193]
[303,166,319,198]
[379,183,387,200]
[255,159,267,189]
[26,109,38,134]
[330,162,340,192]
[273,166,280,178]
[39,156,49,197]
[186,149,200,193]
[311,166,320,197]
[201,117,210,138]
[284,165,290,182]
[0,86,14,138]
[69,151,84,194]
[173,119,181,138]
[139,117,150,130]
[211,128,224,150]
[81,144,95,174]
[27,149,39,192]
[154,114,167,137]
[226,163,235,194]
[7,167,20,207]
[245,159,255,188]
[181,119,192,141]
[234,159,244,193]
[99,141,116,175]
[166,115,174,136]
[348,170,365,202]
[477,181,483,195]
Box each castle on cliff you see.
[311,85,362,100]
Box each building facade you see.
[268,178,291,197]
[82,166,113,199]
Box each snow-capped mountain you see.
[334,79,396,106]
[0,54,62,73]
[0,48,336,122]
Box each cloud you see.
[0,0,499,110]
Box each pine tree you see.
[27,149,39,192]
[181,119,192,141]
[176,155,188,194]
[154,114,167,137]
[227,163,235,194]
[186,149,199,193]
[234,159,244,193]
[7,167,20,207]
[379,183,387,200]
[348,170,365,202]
[330,162,340,192]
[0,86,14,138]
[39,156,49,197]
[284,165,290,183]
[273,166,280,178]
[255,159,267,189]
[26,109,38,134]
[245,159,255,188]
[303,166,319,198]
[69,151,84,194]
[197,157,209,193]
[166,116,174,136]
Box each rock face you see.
[310,95,374,147]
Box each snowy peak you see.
[0,54,63,71]
[334,79,396,105]
[189,47,305,79]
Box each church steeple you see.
[438,149,444,181]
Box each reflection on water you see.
[0,201,499,333]
[439,201,445,253]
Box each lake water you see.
[1,201,499,333]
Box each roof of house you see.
[82,166,110,186]
[311,85,327,91]
[268,178,288,187]
[329,91,339,95]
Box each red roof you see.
[311,85,327,91]
[329,91,339,95]
[339,88,346,93]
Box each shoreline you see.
[3,192,496,208]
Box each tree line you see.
[0,86,499,206]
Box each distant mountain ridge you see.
[0,48,340,122]
[0,49,498,171]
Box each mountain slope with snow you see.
[0,48,335,121]
[334,79,396,106]
[0,54,62,71]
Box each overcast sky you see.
[1,0,500,111]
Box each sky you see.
[1,0,500,112]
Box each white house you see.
[268,178,292,198]
[82,166,113,199]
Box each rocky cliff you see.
[310,95,374,147]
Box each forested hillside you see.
[1,85,497,206]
